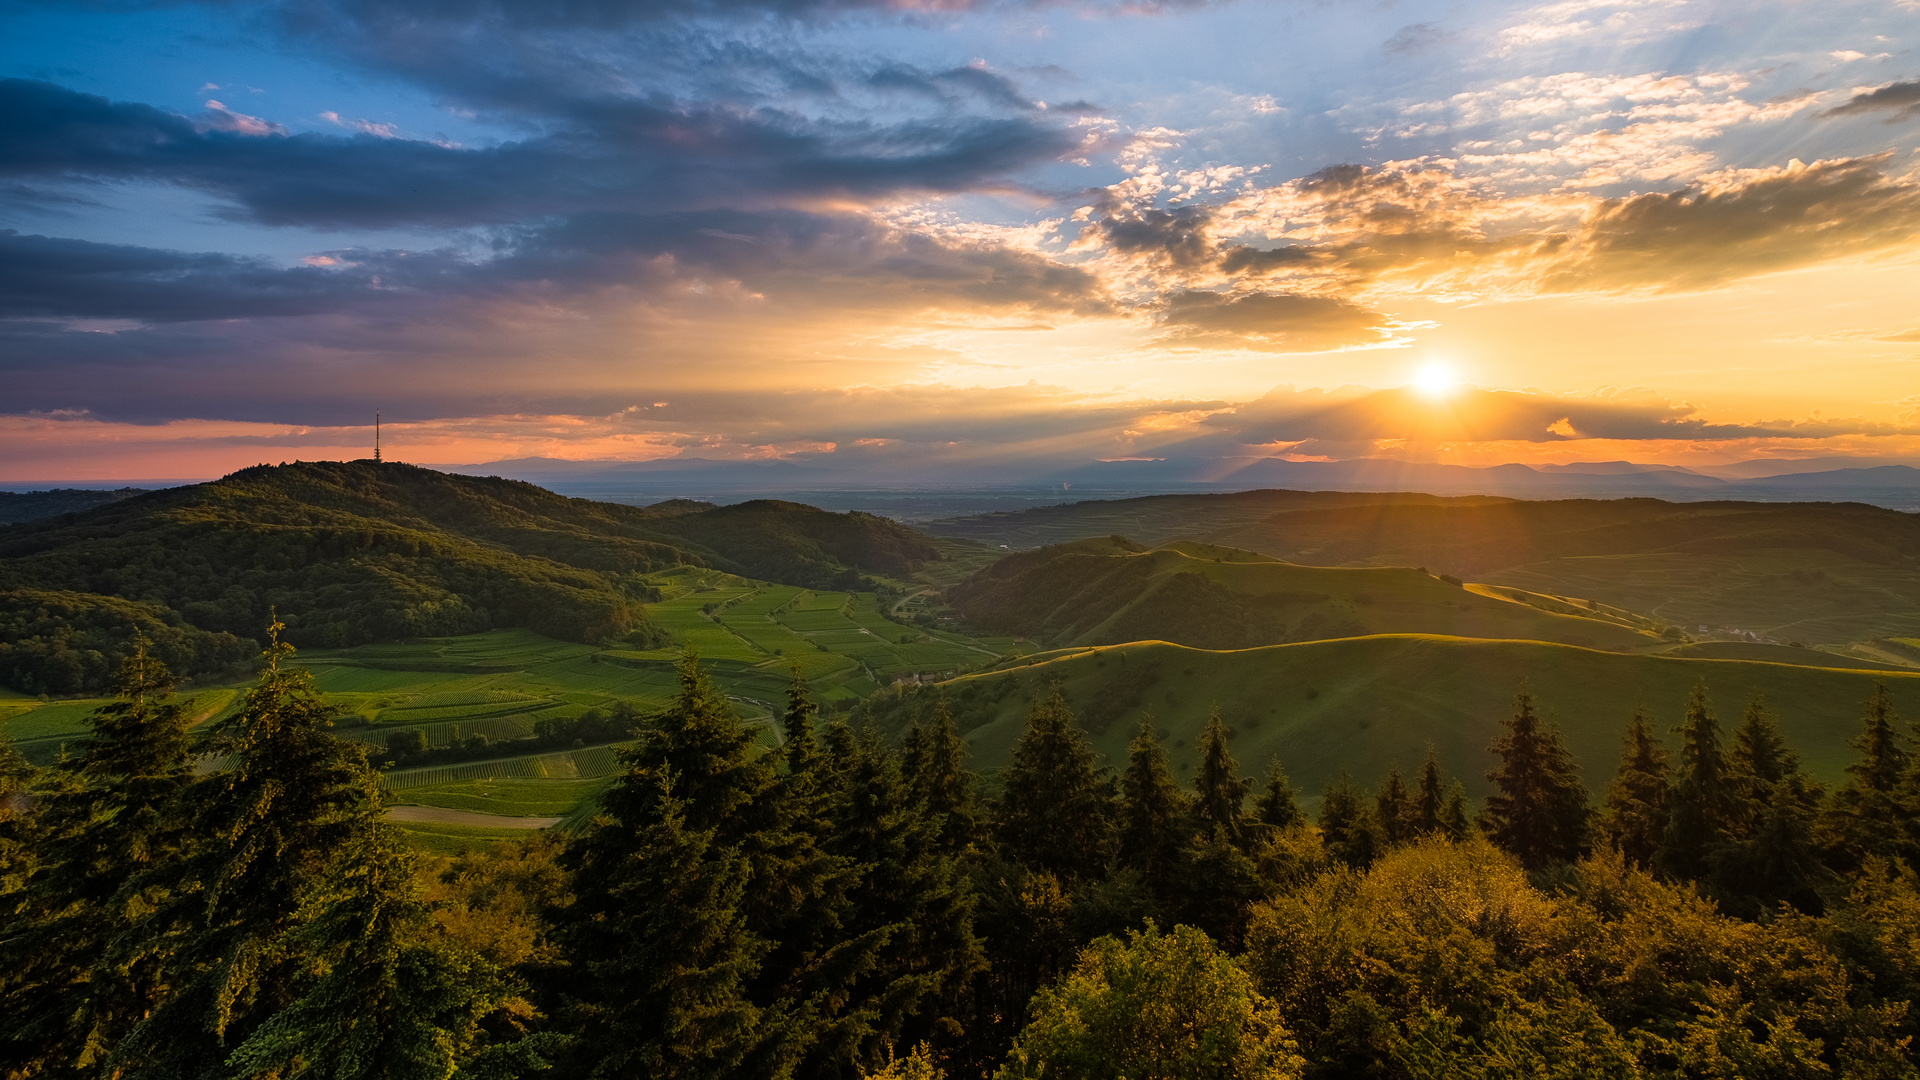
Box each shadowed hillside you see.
[948,537,1658,651]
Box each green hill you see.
[932,491,1920,649]
[856,635,1920,798]
[0,460,938,692]
[1199,500,1920,647]
[948,538,1657,651]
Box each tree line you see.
[4,637,1920,1079]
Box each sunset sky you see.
[2,0,1918,481]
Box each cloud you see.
[1535,155,1920,291]
[202,100,286,136]
[1823,80,1920,122]
[1156,290,1386,350]
[1198,385,1917,449]
[1078,152,1920,302]
[1382,23,1455,55]
[0,77,1079,229]
[0,231,384,322]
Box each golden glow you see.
[1411,362,1459,399]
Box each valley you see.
[6,463,1920,852]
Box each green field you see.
[382,821,543,857]
[3,588,1014,851]
[385,776,615,817]
[866,635,1920,804]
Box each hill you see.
[0,460,938,692]
[0,487,149,524]
[928,489,1506,550]
[854,635,1920,797]
[931,491,1920,650]
[947,538,1658,651]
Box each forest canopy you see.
[5,638,1920,1079]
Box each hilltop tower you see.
[374,410,382,462]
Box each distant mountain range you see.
[425,454,1920,512]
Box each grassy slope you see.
[950,540,1657,652]
[914,636,1920,799]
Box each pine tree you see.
[1376,766,1413,845]
[557,768,768,1080]
[1708,696,1828,913]
[1483,691,1590,870]
[1414,749,1446,836]
[1440,781,1472,841]
[110,622,485,1079]
[1657,685,1729,883]
[0,645,195,1075]
[783,668,819,773]
[1603,708,1668,868]
[808,731,983,1076]
[994,686,1116,880]
[1318,772,1380,869]
[1818,683,1912,871]
[904,699,977,856]
[1193,707,1251,843]
[1253,756,1305,831]
[1118,714,1191,891]
[222,827,499,1080]
[561,651,794,1077]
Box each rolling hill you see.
[856,636,1920,798]
[931,491,1920,651]
[947,537,1660,651]
[0,460,939,692]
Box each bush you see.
[996,924,1304,1080]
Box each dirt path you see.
[385,805,561,829]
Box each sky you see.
[2,0,1918,482]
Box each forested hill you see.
[0,460,936,692]
[0,487,149,525]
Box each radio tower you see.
[374,410,382,463]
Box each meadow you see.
[0,571,1023,851]
[858,634,1920,803]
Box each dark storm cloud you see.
[0,78,1077,229]
[1822,80,1920,122]
[0,231,383,322]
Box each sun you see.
[1412,361,1458,398]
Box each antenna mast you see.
[374,410,382,463]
